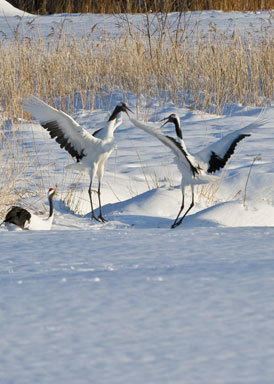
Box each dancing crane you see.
[130,113,266,228]
[2,188,55,230]
[22,96,132,222]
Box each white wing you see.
[22,95,99,161]
[130,117,201,177]
[195,115,268,173]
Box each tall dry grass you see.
[10,0,274,14]
[0,13,273,118]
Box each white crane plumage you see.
[22,96,132,222]
[130,113,266,228]
[2,188,55,230]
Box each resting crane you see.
[2,188,55,230]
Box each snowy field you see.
[2,228,274,384]
[0,1,274,383]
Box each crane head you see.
[109,102,133,121]
[160,113,178,127]
[48,188,56,196]
[160,114,182,140]
[118,102,133,116]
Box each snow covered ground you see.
[2,227,274,383]
[0,1,274,383]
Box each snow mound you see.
[104,188,178,218]
[99,187,274,229]
[0,0,32,16]
[93,188,179,228]
[187,200,274,227]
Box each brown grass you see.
[10,0,274,14]
[0,13,273,118]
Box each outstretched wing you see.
[130,117,200,177]
[195,116,268,173]
[22,95,100,162]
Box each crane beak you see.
[125,105,133,116]
[160,116,170,128]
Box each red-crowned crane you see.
[2,188,55,230]
[22,96,132,222]
[130,113,266,228]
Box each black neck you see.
[48,194,54,217]
[108,106,120,121]
[174,119,183,140]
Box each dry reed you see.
[0,14,272,118]
[11,0,274,14]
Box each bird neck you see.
[48,194,54,218]
[174,119,183,140]
[108,106,120,122]
[104,118,117,139]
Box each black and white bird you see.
[130,113,266,228]
[22,96,132,222]
[2,188,55,230]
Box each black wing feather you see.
[4,206,31,229]
[207,134,251,173]
[92,128,103,137]
[166,135,200,177]
[42,121,85,162]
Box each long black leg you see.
[88,182,100,222]
[97,181,108,223]
[172,187,195,228]
[171,192,184,229]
